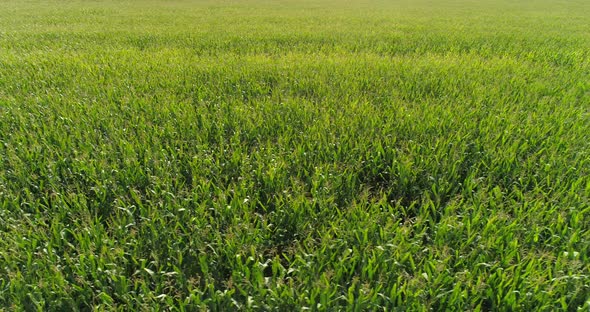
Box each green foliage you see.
[0,0,589,310]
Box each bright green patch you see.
[0,0,589,310]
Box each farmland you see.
[0,0,589,310]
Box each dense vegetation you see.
[1,0,589,310]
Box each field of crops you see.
[1,0,589,310]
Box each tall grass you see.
[0,0,589,310]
